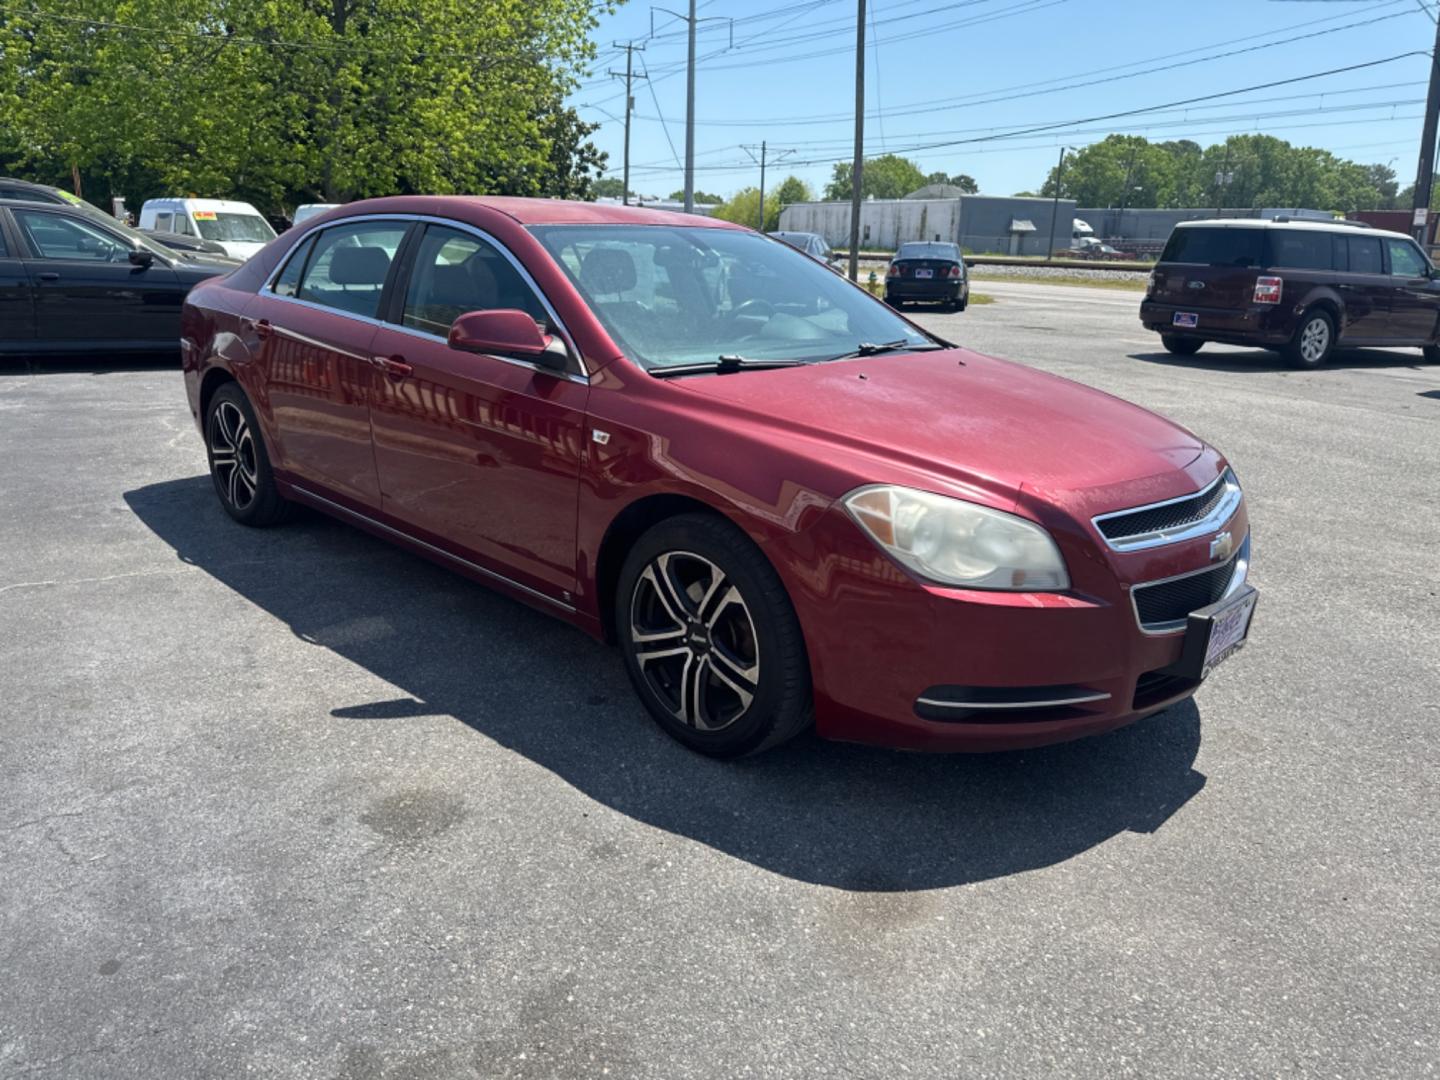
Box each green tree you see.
[0,0,605,213]
[925,171,978,193]
[824,154,928,200]
[771,175,812,208]
[593,177,627,199]
[669,188,724,204]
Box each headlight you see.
[842,485,1070,591]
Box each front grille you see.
[1095,470,1239,549]
[1132,551,1240,631]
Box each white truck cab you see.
[139,198,276,261]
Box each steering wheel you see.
[730,298,774,321]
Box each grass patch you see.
[971,273,1147,292]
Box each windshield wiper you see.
[649,355,810,379]
[824,339,945,362]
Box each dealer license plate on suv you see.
[1172,312,1198,328]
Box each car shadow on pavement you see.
[1128,347,1432,372]
[124,476,1208,892]
[0,354,179,376]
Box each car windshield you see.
[195,212,276,243]
[529,224,935,371]
[897,243,958,260]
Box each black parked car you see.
[1141,218,1440,368]
[885,241,969,311]
[0,198,236,357]
[140,227,234,259]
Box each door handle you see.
[36,272,59,282]
[375,354,413,378]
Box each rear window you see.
[897,243,959,261]
[1160,227,1265,268]
[1268,229,1337,271]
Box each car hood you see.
[173,255,240,282]
[673,347,1205,511]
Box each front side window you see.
[1346,236,1384,275]
[194,211,276,244]
[295,221,409,318]
[154,211,173,232]
[15,210,130,262]
[530,224,934,371]
[1386,238,1429,277]
[400,224,547,337]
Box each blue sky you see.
[568,0,1438,201]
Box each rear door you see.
[11,206,186,348]
[1381,235,1440,342]
[1333,233,1390,341]
[0,213,36,348]
[248,218,412,509]
[1150,227,1265,311]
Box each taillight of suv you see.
[1254,276,1283,304]
[1146,271,1157,298]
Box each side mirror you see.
[129,249,154,268]
[448,309,564,369]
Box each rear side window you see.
[1160,228,1264,267]
[295,221,409,318]
[1346,235,1383,275]
[1269,230,1335,271]
[270,234,316,298]
[154,212,173,232]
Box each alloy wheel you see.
[1300,317,1329,364]
[208,400,260,511]
[628,551,760,731]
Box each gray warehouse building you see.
[778,194,1078,256]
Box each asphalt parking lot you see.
[2,282,1438,1079]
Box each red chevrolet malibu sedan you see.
[180,196,1256,757]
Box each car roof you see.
[321,194,750,230]
[142,197,264,212]
[1174,218,1413,241]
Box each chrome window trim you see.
[1092,469,1242,552]
[1131,532,1251,636]
[259,212,589,380]
[916,691,1112,711]
[289,485,575,614]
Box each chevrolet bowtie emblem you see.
[1210,531,1234,562]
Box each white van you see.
[292,203,342,226]
[139,198,276,261]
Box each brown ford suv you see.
[1140,219,1440,368]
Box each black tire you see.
[1285,309,1335,369]
[615,513,812,758]
[1423,344,1440,364]
[954,298,968,313]
[204,382,292,527]
[885,295,903,310]
[1160,334,1203,356]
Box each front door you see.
[1382,236,1440,343]
[0,216,35,348]
[12,207,186,349]
[367,222,589,601]
[250,218,411,509]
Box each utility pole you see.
[607,41,647,206]
[1046,146,1070,262]
[742,142,795,231]
[1412,17,1440,245]
[847,0,866,281]
[651,6,732,214]
[684,0,696,212]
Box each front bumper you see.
[1139,300,1292,345]
[768,480,1251,752]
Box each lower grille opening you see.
[1132,547,1243,632]
[915,684,1111,723]
[1132,669,1199,710]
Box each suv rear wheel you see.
[1285,309,1335,369]
[1160,334,1203,356]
